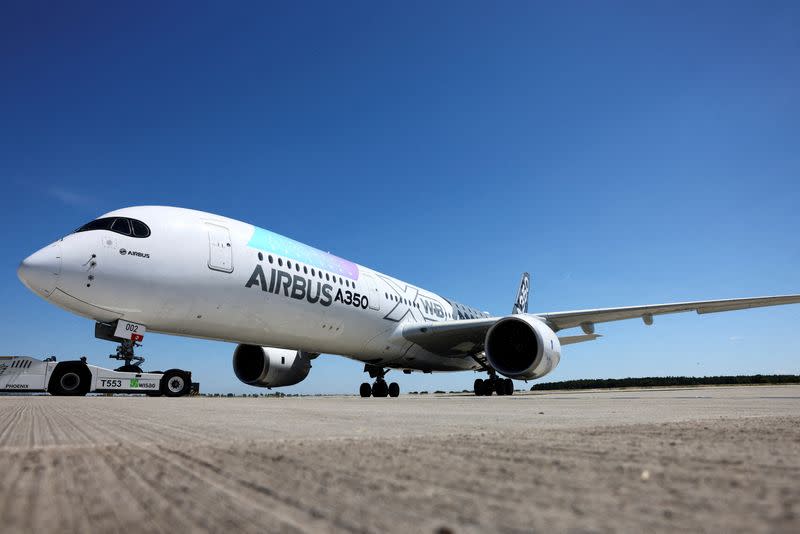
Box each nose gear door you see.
[206,223,233,273]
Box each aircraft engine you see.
[484,315,561,380]
[232,345,312,388]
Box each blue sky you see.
[1,1,799,394]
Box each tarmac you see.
[0,385,798,533]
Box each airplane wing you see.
[402,294,800,357]
[538,294,800,331]
[402,318,494,357]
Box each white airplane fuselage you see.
[18,206,482,373]
[22,205,800,394]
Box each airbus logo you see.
[245,264,369,310]
[119,248,150,259]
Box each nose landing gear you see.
[95,322,146,373]
[360,365,400,398]
[109,339,146,373]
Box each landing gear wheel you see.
[372,380,389,398]
[474,378,484,396]
[160,369,191,397]
[484,380,494,396]
[504,378,514,396]
[115,364,143,373]
[388,382,400,398]
[360,382,372,398]
[48,363,91,396]
[495,380,506,396]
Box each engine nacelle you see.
[232,345,312,388]
[484,315,561,380]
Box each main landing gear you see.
[474,372,514,396]
[360,365,400,398]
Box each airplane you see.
[16,205,800,397]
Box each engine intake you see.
[484,315,561,380]
[232,345,312,388]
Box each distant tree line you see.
[530,375,800,391]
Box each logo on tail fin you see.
[512,272,530,314]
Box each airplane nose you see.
[18,242,62,298]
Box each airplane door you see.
[207,223,233,273]
[359,273,380,311]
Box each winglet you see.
[512,272,530,314]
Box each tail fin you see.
[512,272,530,314]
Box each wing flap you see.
[559,333,602,345]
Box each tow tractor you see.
[0,320,193,397]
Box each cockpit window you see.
[75,218,114,233]
[75,217,151,238]
[110,218,131,236]
[130,219,150,238]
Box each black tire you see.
[359,382,372,398]
[372,380,389,398]
[388,382,400,398]
[484,381,494,396]
[504,378,514,396]
[474,378,484,396]
[160,369,191,397]
[48,362,91,396]
[495,379,507,395]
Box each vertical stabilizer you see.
[512,272,530,314]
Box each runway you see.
[1,386,798,533]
